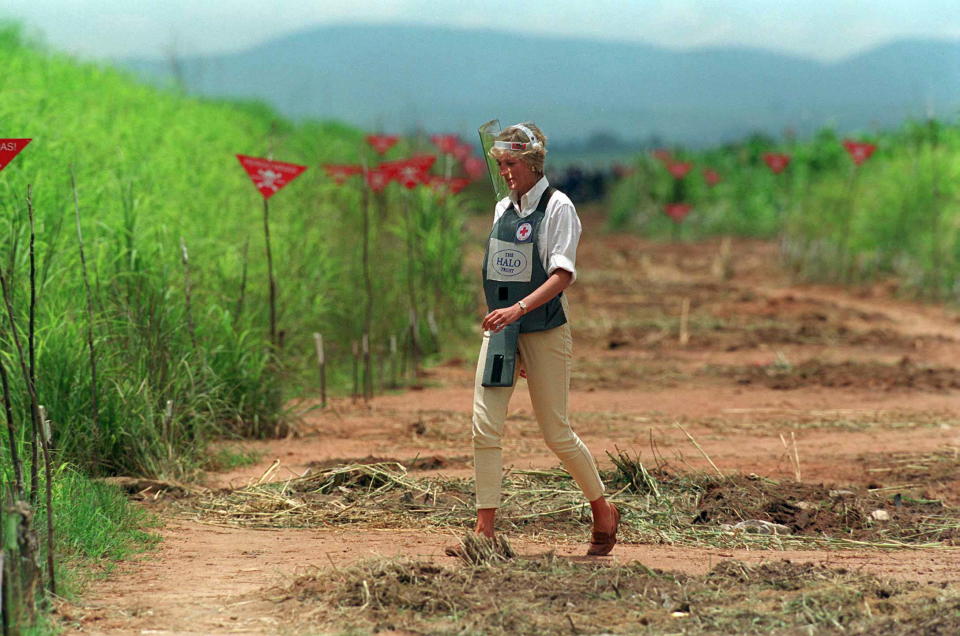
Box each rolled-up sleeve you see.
[543,195,582,284]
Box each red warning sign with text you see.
[0,139,31,172]
[236,154,307,199]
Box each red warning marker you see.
[381,155,437,189]
[0,139,31,172]
[431,134,461,155]
[446,177,470,194]
[667,162,692,179]
[425,175,470,197]
[452,141,473,162]
[463,156,487,180]
[652,149,673,165]
[664,203,693,222]
[763,153,791,174]
[323,164,363,185]
[236,155,307,199]
[842,140,877,166]
[365,166,392,192]
[366,134,399,155]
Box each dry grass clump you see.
[728,357,960,391]
[307,454,471,472]
[270,555,959,635]
[190,462,467,529]
[694,409,959,433]
[445,532,516,565]
[188,456,960,550]
[690,472,960,545]
[858,446,960,506]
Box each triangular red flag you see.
[426,176,471,197]
[0,139,31,172]
[463,156,487,180]
[842,140,877,166]
[762,153,791,174]
[664,203,693,222]
[323,164,363,185]
[667,162,692,179]
[452,141,473,162]
[652,149,672,165]
[379,155,437,189]
[365,167,392,192]
[366,134,399,155]
[236,155,307,199]
[431,134,461,155]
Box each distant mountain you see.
[122,24,960,146]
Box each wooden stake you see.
[712,237,733,280]
[403,195,421,374]
[313,333,326,408]
[179,238,198,351]
[351,341,360,403]
[0,356,24,500]
[362,333,372,402]
[262,198,278,349]
[389,335,398,388]
[791,431,802,482]
[427,309,440,354]
[37,406,55,595]
[162,400,174,461]
[679,297,690,346]
[409,309,420,377]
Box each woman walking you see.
[461,122,618,556]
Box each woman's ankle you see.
[476,508,497,537]
[589,497,614,527]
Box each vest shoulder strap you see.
[510,186,557,216]
[538,186,557,213]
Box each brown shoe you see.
[586,503,619,556]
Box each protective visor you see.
[477,119,510,201]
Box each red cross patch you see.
[516,222,533,242]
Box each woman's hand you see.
[482,304,524,333]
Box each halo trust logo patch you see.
[493,248,528,277]
[515,222,533,242]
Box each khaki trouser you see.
[472,322,604,509]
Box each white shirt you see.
[493,177,582,284]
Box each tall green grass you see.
[0,23,474,479]
[1,459,156,634]
[1,21,475,630]
[607,121,960,300]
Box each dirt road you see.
[66,214,960,634]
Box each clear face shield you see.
[477,119,510,201]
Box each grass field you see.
[0,22,476,631]
[608,121,960,300]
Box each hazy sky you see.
[4,0,960,61]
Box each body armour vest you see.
[480,186,568,387]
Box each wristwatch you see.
[517,300,528,314]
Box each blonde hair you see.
[489,122,548,175]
